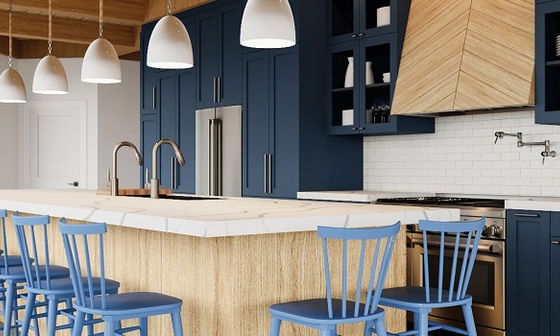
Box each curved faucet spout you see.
[151,139,186,198]
[111,141,144,196]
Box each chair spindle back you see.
[318,222,401,319]
[0,209,10,275]
[59,219,108,309]
[12,212,53,289]
[419,218,486,303]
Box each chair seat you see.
[26,276,120,295]
[270,299,384,324]
[379,286,472,309]
[0,255,29,267]
[0,265,69,281]
[75,292,182,316]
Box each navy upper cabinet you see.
[176,70,197,193]
[327,0,409,44]
[140,32,157,115]
[196,3,243,109]
[157,72,179,190]
[506,210,551,336]
[535,1,560,125]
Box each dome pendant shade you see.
[33,55,68,94]
[240,0,296,49]
[147,15,194,69]
[0,67,27,103]
[81,38,122,84]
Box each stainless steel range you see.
[376,197,506,336]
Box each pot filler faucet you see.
[150,139,186,199]
[111,142,144,196]
[495,131,556,164]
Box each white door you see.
[21,101,87,189]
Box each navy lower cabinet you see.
[506,210,551,336]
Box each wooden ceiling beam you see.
[0,10,137,49]
[0,0,145,25]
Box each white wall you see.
[0,55,19,188]
[364,110,560,197]
[98,60,140,189]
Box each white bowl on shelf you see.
[377,6,391,27]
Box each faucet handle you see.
[494,131,504,144]
[144,168,150,189]
[106,168,112,188]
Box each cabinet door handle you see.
[170,157,176,190]
[152,86,156,109]
[351,33,357,38]
[263,154,269,194]
[358,32,365,37]
[213,76,218,103]
[267,154,273,194]
[217,76,222,103]
[513,213,540,218]
[552,241,560,245]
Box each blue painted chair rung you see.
[269,222,401,336]
[59,219,184,336]
[379,218,486,336]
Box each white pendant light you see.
[33,0,68,95]
[81,0,122,84]
[0,0,27,104]
[146,0,194,69]
[240,0,296,49]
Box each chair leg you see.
[417,311,429,336]
[3,282,16,336]
[71,312,85,336]
[86,314,94,336]
[374,318,387,336]
[461,304,477,336]
[21,292,36,336]
[319,325,332,336]
[46,298,58,336]
[363,320,374,336]
[413,312,420,330]
[140,317,148,336]
[171,311,183,336]
[104,318,115,336]
[269,317,281,336]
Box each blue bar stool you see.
[378,218,486,336]
[268,222,401,336]
[59,219,184,336]
[12,213,121,336]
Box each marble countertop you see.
[506,197,560,212]
[0,189,459,238]
[297,190,435,203]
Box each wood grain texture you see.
[2,213,407,335]
[392,0,535,115]
[145,0,214,23]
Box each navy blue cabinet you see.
[506,210,551,336]
[535,1,560,125]
[196,3,243,109]
[140,114,159,186]
[157,72,179,190]
[176,70,197,193]
[140,32,157,115]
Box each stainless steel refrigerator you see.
[195,106,242,197]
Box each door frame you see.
[19,100,88,189]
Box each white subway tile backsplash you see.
[364,110,560,197]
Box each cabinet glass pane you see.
[332,0,354,37]
[545,11,560,112]
[364,43,391,125]
[331,50,355,127]
[365,0,391,31]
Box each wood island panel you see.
[3,213,407,336]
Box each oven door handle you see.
[409,237,503,256]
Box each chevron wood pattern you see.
[392,0,535,115]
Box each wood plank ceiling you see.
[0,0,211,59]
[391,0,535,115]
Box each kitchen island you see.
[0,190,459,335]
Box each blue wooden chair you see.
[378,218,486,336]
[12,213,121,336]
[269,222,401,336]
[59,219,184,336]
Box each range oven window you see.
[425,254,495,306]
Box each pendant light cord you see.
[8,0,12,67]
[48,0,52,54]
[99,0,104,38]
[167,0,172,15]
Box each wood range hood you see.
[391,0,535,116]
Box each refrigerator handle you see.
[209,119,223,196]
